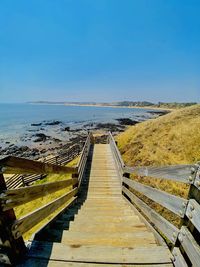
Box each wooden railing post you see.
[122,172,131,197]
[0,174,26,265]
[171,162,200,266]
[21,175,25,187]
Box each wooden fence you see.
[5,143,83,189]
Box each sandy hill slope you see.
[117,104,200,225]
[117,104,200,166]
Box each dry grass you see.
[117,104,200,165]
[117,104,200,226]
[14,156,79,241]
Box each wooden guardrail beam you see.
[11,187,78,239]
[0,156,78,175]
[108,132,125,168]
[77,133,91,186]
[123,176,187,217]
[124,165,195,184]
[0,178,78,211]
[122,186,179,244]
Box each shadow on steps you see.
[33,146,94,243]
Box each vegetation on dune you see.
[113,101,197,109]
[155,101,197,109]
[117,104,200,226]
[117,104,200,165]
[14,156,79,241]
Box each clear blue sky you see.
[0,0,199,103]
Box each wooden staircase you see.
[18,144,172,266]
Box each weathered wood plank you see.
[70,220,145,233]
[73,215,141,224]
[123,177,187,217]
[0,156,78,175]
[27,241,173,264]
[178,226,200,267]
[172,247,187,267]
[122,186,179,244]
[123,164,194,184]
[17,258,173,267]
[11,188,78,239]
[5,144,81,189]
[186,199,200,233]
[1,178,78,211]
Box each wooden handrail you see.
[123,177,187,217]
[77,132,92,185]
[0,178,78,211]
[5,143,82,189]
[121,152,200,266]
[11,188,78,239]
[108,131,124,169]
[123,164,195,184]
[77,133,91,170]
[122,186,179,244]
[0,156,78,175]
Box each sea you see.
[0,103,154,149]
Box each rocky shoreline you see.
[0,109,169,160]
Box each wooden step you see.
[84,187,121,191]
[87,192,121,195]
[81,202,128,207]
[61,231,156,247]
[85,186,120,190]
[69,222,147,233]
[87,192,121,198]
[86,197,124,200]
[73,214,141,223]
[81,186,121,190]
[18,259,173,266]
[23,241,173,266]
[87,180,119,183]
[82,202,125,206]
[86,181,120,184]
[80,206,132,212]
[77,208,131,215]
[83,175,119,178]
[82,203,130,208]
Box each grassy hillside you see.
[117,104,200,226]
[117,104,200,166]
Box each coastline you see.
[29,102,174,111]
[63,103,174,111]
[0,104,169,161]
